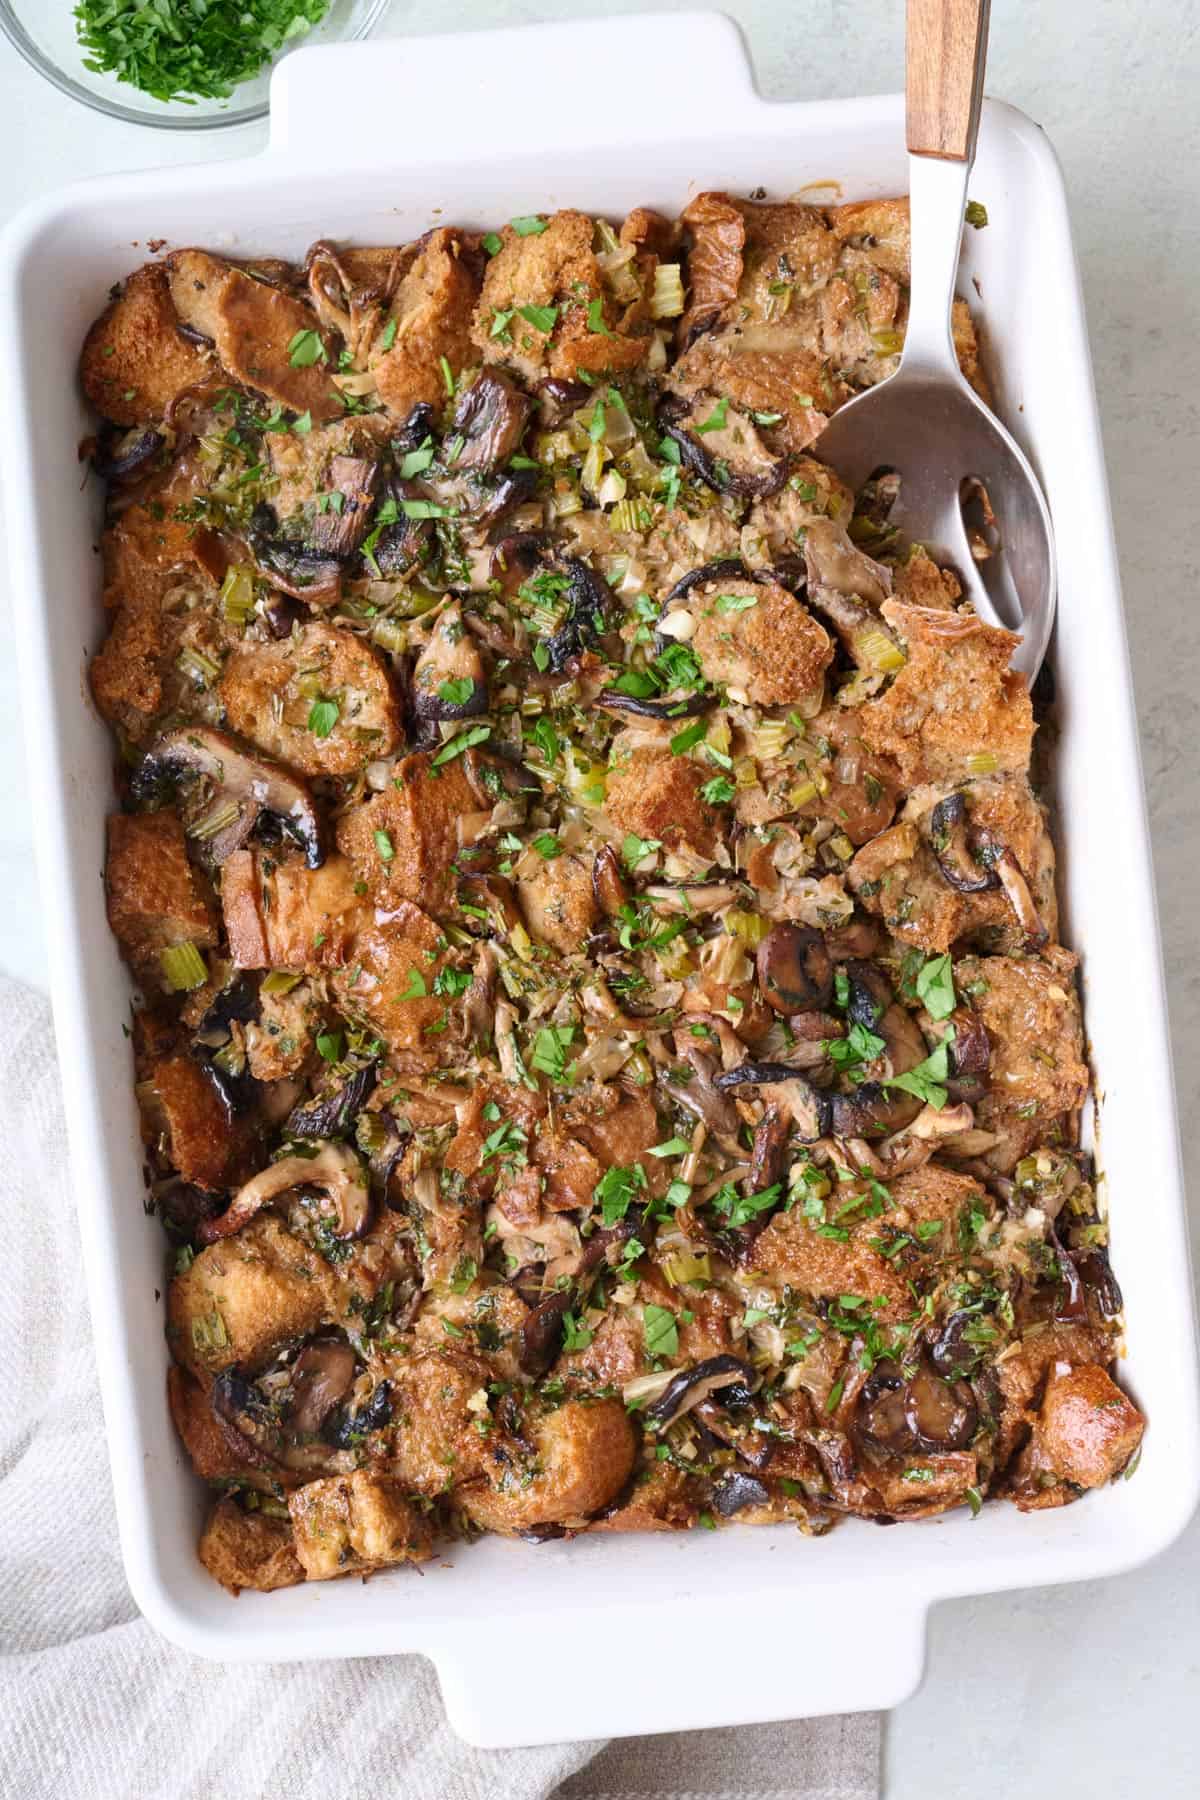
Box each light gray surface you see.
[0,3,1196,1793]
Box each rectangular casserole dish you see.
[1,11,1196,1749]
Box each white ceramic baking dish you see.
[1,10,1196,1750]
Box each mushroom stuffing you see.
[84,194,1143,1596]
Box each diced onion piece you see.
[733,756,758,789]
[651,263,685,320]
[871,327,905,354]
[597,468,628,508]
[159,942,208,992]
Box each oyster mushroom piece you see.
[980,834,1050,948]
[285,1064,377,1140]
[657,393,790,498]
[199,1141,372,1244]
[308,455,381,558]
[713,1061,831,1141]
[926,791,998,894]
[591,845,630,918]
[645,1355,758,1429]
[596,690,713,721]
[756,924,834,1015]
[131,725,324,869]
[451,368,532,471]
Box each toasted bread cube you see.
[199,1497,303,1595]
[289,1472,434,1580]
[106,812,217,988]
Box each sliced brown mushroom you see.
[661,1039,743,1147]
[92,425,165,483]
[131,725,324,868]
[199,1141,372,1244]
[903,1365,979,1451]
[855,1358,978,1456]
[978,833,1049,948]
[489,531,555,600]
[657,393,790,498]
[926,792,998,894]
[463,942,499,1050]
[714,1061,831,1141]
[458,872,524,938]
[286,1338,358,1435]
[644,881,749,914]
[756,924,833,1015]
[596,690,713,721]
[929,1309,991,1379]
[285,1064,377,1140]
[536,377,591,425]
[367,481,432,577]
[451,368,532,471]
[645,1355,757,1428]
[710,1471,771,1516]
[308,455,380,558]
[410,602,488,732]
[945,1005,990,1077]
[323,1379,394,1448]
[748,1106,788,1193]
[592,845,630,918]
[825,961,925,1138]
[246,503,342,600]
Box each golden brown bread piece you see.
[199,1497,304,1595]
[106,812,218,988]
[335,749,477,918]
[689,578,833,706]
[80,263,213,426]
[516,851,597,953]
[168,1215,334,1378]
[1007,1364,1144,1509]
[221,849,366,971]
[752,1166,992,1322]
[473,209,651,385]
[330,899,452,1056]
[859,601,1034,787]
[603,739,725,859]
[455,1398,637,1534]
[167,249,343,423]
[219,620,400,779]
[369,227,482,418]
[288,1472,434,1580]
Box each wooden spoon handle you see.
[906,0,992,162]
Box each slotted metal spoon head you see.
[817,5,1056,682]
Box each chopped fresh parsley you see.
[517,304,558,334]
[399,969,428,1001]
[315,1030,342,1063]
[712,1181,782,1229]
[595,1162,647,1226]
[694,397,729,434]
[643,1304,678,1359]
[915,952,957,1021]
[530,1024,575,1082]
[74,0,333,105]
[884,1032,955,1109]
[435,677,476,707]
[307,696,339,739]
[373,829,395,863]
[431,723,490,767]
[511,215,548,236]
[287,328,325,368]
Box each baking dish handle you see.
[430,1593,928,1747]
[267,11,760,161]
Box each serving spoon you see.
[815,0,1055,681]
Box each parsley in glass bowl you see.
[0,1,390,130]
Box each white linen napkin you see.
[0,973,880,1800]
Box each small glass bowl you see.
[0,1,391,131]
